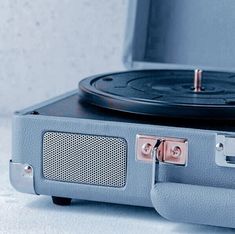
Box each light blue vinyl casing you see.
[10,90,235,228]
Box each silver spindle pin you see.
[194,69,202,92]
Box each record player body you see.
[10,81,235,228]
[10,0,235,229]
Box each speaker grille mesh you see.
[42,132,127,187]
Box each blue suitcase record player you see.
[10,0,235,228]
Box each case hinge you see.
[216,135,235,168]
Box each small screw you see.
[141,143,152,155]
[216,143,224,151]
[171,146,182,158]
[24,165,32,174]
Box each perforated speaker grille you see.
[42,132,127,187]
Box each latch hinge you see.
[136,134,188,166]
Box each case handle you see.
[151,182,235,228]
[150,138,235,228]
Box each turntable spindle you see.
[194,69,203,92]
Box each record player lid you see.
[123,0,235,72]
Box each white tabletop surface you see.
[0,117,234,234]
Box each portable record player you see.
[10,0,235,228]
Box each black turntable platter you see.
[79,69,235,119]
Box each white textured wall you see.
[0,0,127,116]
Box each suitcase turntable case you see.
[10,0,235,228]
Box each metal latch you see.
[136,134,188,166]
[216,135,235,168]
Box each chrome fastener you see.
[24,165,33,174]
[216,143,224,152]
